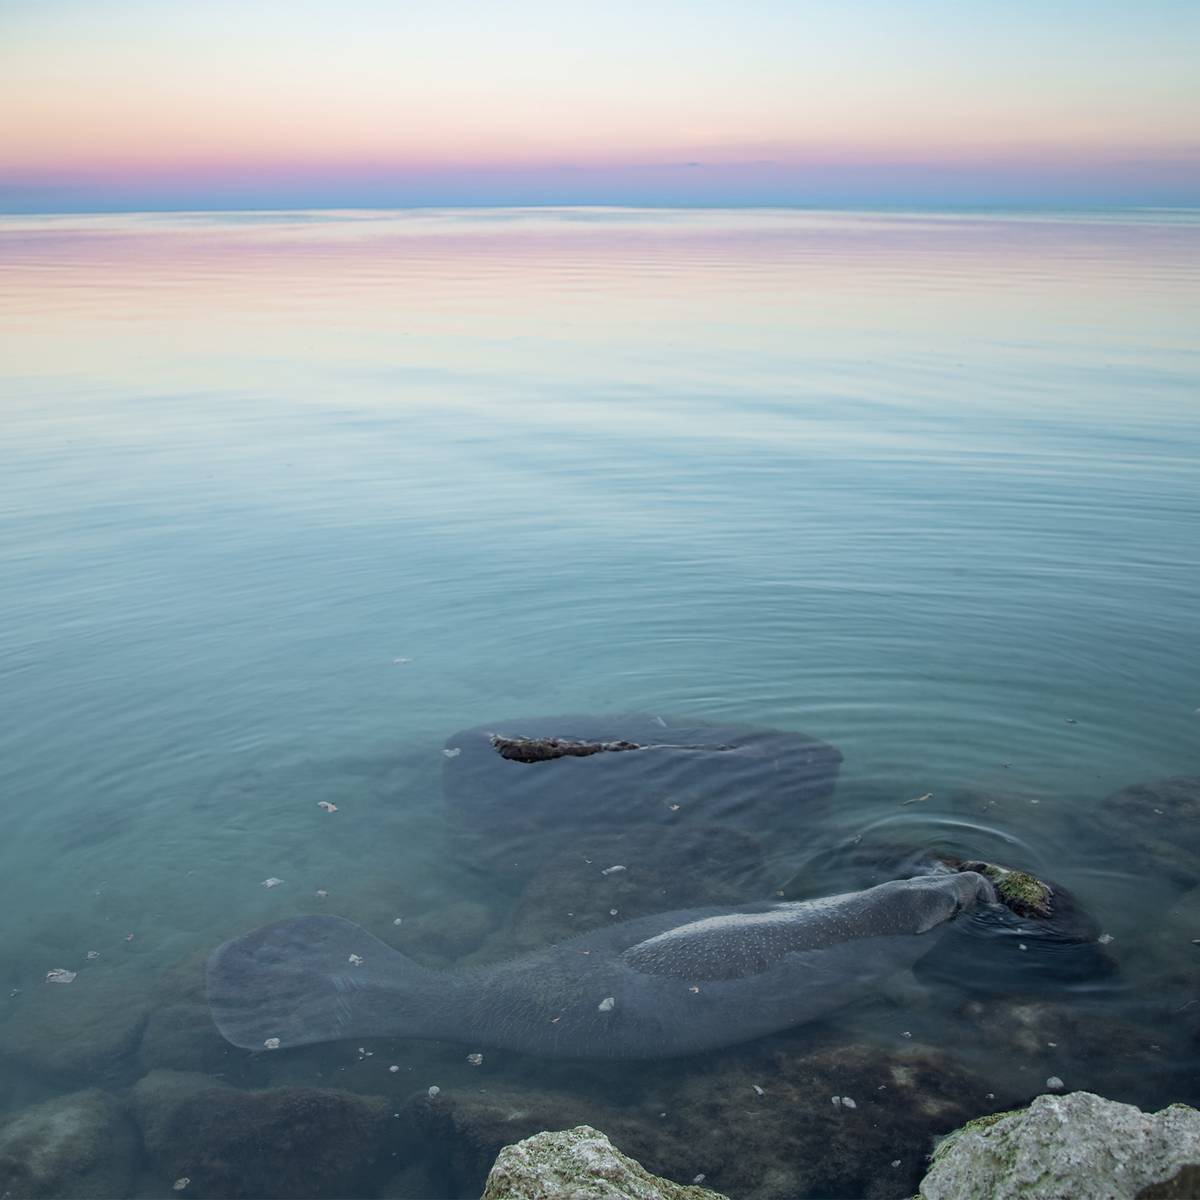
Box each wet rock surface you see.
[481,1125,729,1200]
[0,1087,138,1200]
[132,1070,397,1199]
[918,1091,1200,1200]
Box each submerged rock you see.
[481,1125,729,1200]
[1094,776,1200,890]
[132,1069,395,1199]
[918,1091,1200,1200]
[443,714,841,875]
[482,823,767,956]
[0,1088,138,1199]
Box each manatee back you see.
[620,876,980,981]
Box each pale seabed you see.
[0,208,1198,1198]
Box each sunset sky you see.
[2,0,1198,211]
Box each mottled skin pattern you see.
[208,872,993,1060]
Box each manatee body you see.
[207,872,994,1060]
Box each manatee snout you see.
[900,869,996,932]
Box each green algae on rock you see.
[956,860,1054,919]
[481,1125,728,1200]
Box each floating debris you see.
[45,968,76,984]
[317,801,338,813]
[692,1174,706,1185]
[609,908,619,917]
[1065,718,1077,725]
[1046,1076,1064,1090]
[466,1052,484,1066]
[901,792,934,806]
[752,1085,765,1097]
[86,950,100,960]
[597,996,616,1012]
[1018,943,1028,951]
[173,1179,190,1192]
[315,889,328,898]
[841,1096,857,1109]
[125,933,135,941]
[831,1095,841,1108]
[901,1030,912,1038]
[668,803,681,812]
[348,953,364,966]
[1098,933,1114,945]
[986,1092,996,1100]
[263,1037,281,1050]
[653,716,668,728]
[392,657,412,665]
[891,1160,901,1168]
[689,986,701,994]
[601,865,627,876]
[549,1016,561,1024]
[427,1085,440,1098]
[389,1065,400,1073]
[392,917,404,926]
[261,878,283,889]
[442,747,461,759]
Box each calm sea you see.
[0,208,1198,1197]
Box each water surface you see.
[1,208,1198,1197]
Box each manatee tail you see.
[207,914,443,1051]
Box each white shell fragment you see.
[597,996,616,1012]
[389,1065,400,1073]
[348,953,364,966]
[315,889,329,898]
[173,1179,191,1192]
[841,1096,857,1109]
[466,1052,484,1065]
[261,877,283,888]
[443,747,461,759]
[86,950,100,960]
[393,917,404,925]
[601,865,627,876]
[1098,933,1114,945]
[317,801,338,813]
[263,1037,281,1050]
[752,1084,765,1096]
[609,908,619,917]
[45,968,76,984]
[427,1085,441,1097]
[1046,1076,1065,1090]
[692,1175,706,1185]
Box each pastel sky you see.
[2,0,1198,211]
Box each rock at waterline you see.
[481,1125,729,1200]
[0,1088,138,1200]
[918,1091,1200,1200]
[443,714,841,873]
[132,1069,396,1199]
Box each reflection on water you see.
[0,208,1198,1198]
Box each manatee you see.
[207,872,994,1060]
[444,714,842,831]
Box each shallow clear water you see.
[1,208,1198,1198]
